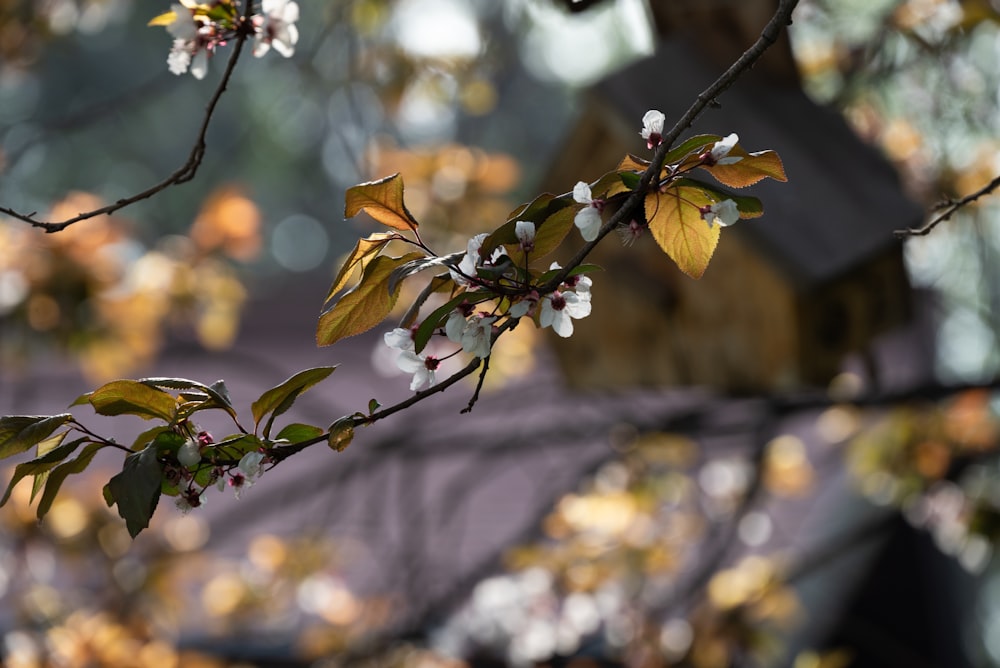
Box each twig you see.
[0,13,252,233]
[544,0,800,292]
[895,173,1000,237]
[461,354,491,414]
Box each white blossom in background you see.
[573,182,603,242]
[708,133,742,165]
[640,109,665,149]
[254,0,300,58]
[397,350,439,391]
[702,199,740,228]
[166,3,198,40]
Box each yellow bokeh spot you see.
[248,534,288,574]
[201,573,247,618]
[45,497,90,541]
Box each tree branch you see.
[0,14,252,234]
[895,173,1000,237]
[545,0,800,291]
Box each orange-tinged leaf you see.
[316,253,424,347]
[345,173,419,232]
[148,10,177,26]
[646,187,720,280]
[701,148,788,188]
[617,154,650,172]
[325,232,394,305]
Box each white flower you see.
[709,133,742,165]
[461,315,496,358]
[570,274,593,300]
[444,312,495,358]
[384,327,415,352]
[515,220,535,252]
[451,233,502,286]
[573,182,603,242]
[175,489,206,514]
[166,4,198,40]
[239,451,266,480]
[444,310,466,343]
[167,40,193,75]
[702,199,740,228]
[510,292,538,319]
[254,0,300,58]
[641,110,665,149]
[177,439,201,467]
[396,350,438,390]
[190,48,209,80]
[167,38,209,79]
[540,290,592,338]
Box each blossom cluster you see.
[172,428,269,512]
[383,225,594,392]
[156,0,299,80]
[379,110,754,392]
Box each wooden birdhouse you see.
[545,2,921,393]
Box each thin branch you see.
[544,0,800,291]
[0,16,252,234]
[461,354,491,414]
[895,173,1000,237]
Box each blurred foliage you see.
[0,188,256,382]
[0,472,394,667]
[791,0,1000,381]
[4,0,1000,667]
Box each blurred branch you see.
[896,173,1000,237]
[0,10,253,234]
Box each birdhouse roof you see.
[596,39,924,287]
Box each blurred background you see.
[3,0,1000,666]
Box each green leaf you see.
[140,377,238,422]
[105,446,163,538]
[325,232,395,304]
[345,173,419,232]
[86,380,178,422]
[0,433,83,506]
[275,423,325,444]
[252,367,337,437]
[528,206,577,261]
[328,417,355,452]
[617,171,642,192]
[130,425,171,452]
[0,414,73,460]
[536,263,603,285]
[368,398,381,414]
[663,134,720,167]
[36,443,106,522]
[674,177,764,218]
[414,293,473,353]
[316,253,424,347]
[646,186,720,280]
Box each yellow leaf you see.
[345,173,419,232]
[148,11,177,26]
[701,148,788,188]
[316,253,424,347]
[646,186,720,280]
[324,232,394,305]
